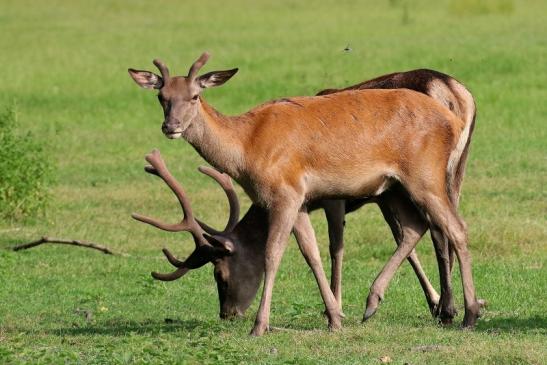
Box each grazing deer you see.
[133,150,267,318]
[133,150,439,320]
[128,53,480,335]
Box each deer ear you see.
[196,68,238,89]
[203,234,235,255]
[128,69,164,89]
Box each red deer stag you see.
[133,149,266,318]
[128,53,480,336]
[133,149,439,321]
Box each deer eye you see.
[214,268,227,283]
[192,94,199,101]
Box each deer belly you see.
[305,169,398,201]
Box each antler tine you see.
[131,149,208,247]
[132,149,227,283]
[151,245,218,281]
[187,52,210,80]
[162,248,185,267]
[145,149,196,222]
[197,166,240,234]
[150,248,190,281]
[152,267,190,281]
[153,59,170,80]
[131,211,185,232]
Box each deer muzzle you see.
[162,117,184,139]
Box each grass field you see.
[1,0,546,363]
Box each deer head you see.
[132,149,267,319]
[128,53,238,139]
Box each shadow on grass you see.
[52,315,330,337]
[51,318,216,337]
[476,315,546,334]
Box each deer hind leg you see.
[381,189,441,314]
[407,187,480,329]
[444,236,487,310]
[293,210,343,331]
[322,199,346,312]
[407,250,441,315]
[430,227,457,324]
[363,191,434,321]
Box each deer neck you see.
[233,204,269,254]
[183,99,248,179]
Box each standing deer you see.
[128,53,480,336]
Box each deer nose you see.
[162,118,182,135]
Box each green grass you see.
[1,0,546,363]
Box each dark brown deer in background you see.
[133,149,267,317]
[129,53,480,336]
[133,149,441,320]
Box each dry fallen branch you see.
[13,236,115,255]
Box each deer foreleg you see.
[250,200,300,336]
[322,200,346,311]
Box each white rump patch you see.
[444,79,476,198]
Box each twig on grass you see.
[12,236,115,255]
[269,326,297,333]
[269,326,322,333]
[0,228,21,233]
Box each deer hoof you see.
[461,303,480,329]
[428,296,440,316]
[250,322,269,337]
[328,318,342,332]
[461,317,477,329]
[434,294,457,324]
[440,316,453,326]
[439,312,456,326]
[363,292,382,322]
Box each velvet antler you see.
[153,59,170,81]
[187,52,210,80]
